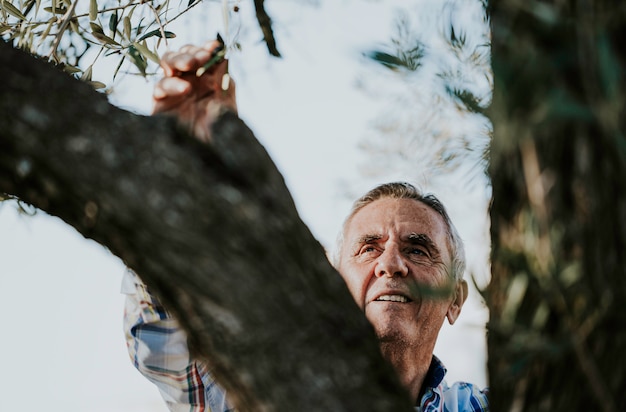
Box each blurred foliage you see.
[366,3,492,114]
[365,14,425,72]
[488,0,625,410]
[358,0,492,191]
[365,49,422,72]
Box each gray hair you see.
[334,182,466,282]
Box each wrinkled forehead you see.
[343,198,451,253]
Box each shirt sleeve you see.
[122,269,231,412]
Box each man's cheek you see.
[349,283,364,308]
[345,278,364,308]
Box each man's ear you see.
[446,280,468,325]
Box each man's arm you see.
[123,269,232,411]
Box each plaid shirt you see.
[123,270,489,412]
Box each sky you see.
[0,0,491,410]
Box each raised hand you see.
[153,40,237,143]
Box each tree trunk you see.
[488,1,626,411]
[0,41,414,411]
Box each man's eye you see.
[359,245,377,255]
[409,248,427,256]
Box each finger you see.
[179,44,203,54]
[159,51,179,76]
[161,44,207,75]
[153,77,192,100]
[200,39,224,55]
[194,40,227,73]
[161,41,224,76]
[181,44,218,69]
[167,53,200,74]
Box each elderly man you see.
[123,42,488,411]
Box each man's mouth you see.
[375,294,412,303]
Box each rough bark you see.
[0,41,414,411]
[488,1,626,411]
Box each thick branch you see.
[0,41,412,410]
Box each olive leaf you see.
[2,1,27,20]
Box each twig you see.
[46,0,78,62]
[253,0,280,57]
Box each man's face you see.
[338,198,465,349]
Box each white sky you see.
[0,1,490,410]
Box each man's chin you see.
[376,331,415,355]
[371,322,412,345]
[365,303,414,333]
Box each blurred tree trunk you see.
[0,41,413,411]
[488,0,625,411]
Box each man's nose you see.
[375,248,409,278]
